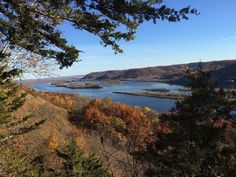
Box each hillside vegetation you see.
[82,60,236,88]
[2,78,234,176]
[1,68,236,177]
[5,87,161,176]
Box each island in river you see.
[113,91,185,100]
[52,82,103,89]
[24,59,236,112]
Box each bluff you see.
[82,60,236,88]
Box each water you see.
[32,81,187,112]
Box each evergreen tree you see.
[56,139,112,177]
[0,0,198,69]
[0,59,45,176]
[137,65,236,177]
[176,65,232,120]
[0,63,45,143]
[0,65,24,124]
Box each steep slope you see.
[12,92,141,176]
[82,64,187,81]
[13,94,78,156]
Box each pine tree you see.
[137,65,236,177]
[56,139,112,177]
[0,65,24,124]
[0,64,45,143]
[0,59,45,176]
[176,65,232,120]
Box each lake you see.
[31,81,187,112]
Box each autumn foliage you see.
[21,86,75,111]
[82,98,153,148]
[20,86,160,149]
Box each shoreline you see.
[113,91,184,100]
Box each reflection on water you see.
[32,81,187,112]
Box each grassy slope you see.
[13,92,138,177]
[14,94,77,156]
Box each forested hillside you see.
[1,68,235,176]
[1,0,236,176]
[82,60,236,88]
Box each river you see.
[31,81,187,112]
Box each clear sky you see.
[53,0,236,76]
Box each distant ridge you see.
[82,59,236,88]
[21,75,83,86]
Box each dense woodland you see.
[0,1,236,177]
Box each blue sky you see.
[54,0,236,76]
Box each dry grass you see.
[11,91,141,176]
[13,94,77,156]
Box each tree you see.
[47,131,59,152]
[0,64,45,143]
[0,0,197,70]
[0,0,198,140]
[0,1,197,176]
[82,98,152,148]
[56,139,112,177]
[0,56,45,176]
[0,0,197,142]
[0,66,24,124]
[136,65,236,177]
[27,139,112,177]
[176,65,232,120]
